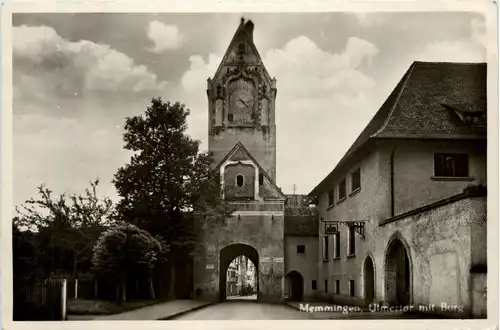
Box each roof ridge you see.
[412,60,487,65]
[371,62,417,138]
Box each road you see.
[171,300,439,320]
[171,300,313,320]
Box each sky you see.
[12,12,487,207]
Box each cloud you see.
[178,35,380,192]
[147,21,184,53]
[415,39,486,63]
[13,25,169,205]
[353,13,387,28]
[14,25,169,115]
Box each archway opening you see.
[385,238,411,305]
[219,244,259,302]
[364,257,375,304]
[285,271,304,301]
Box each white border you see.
[1,2,498,330]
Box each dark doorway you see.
[385,238,411,305]
[219,244,259,301]
[285,271,304,301]
[364,257,375,303]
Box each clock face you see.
[228,78,256,124]
[233,90,254,113]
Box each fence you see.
[13,278,67,321]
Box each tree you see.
[13,179,115,278]
[92,222,166,302]
[113,97,231,298]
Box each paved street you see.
[226,294,257,300]
[171,300,441,320]
[171,301,312,320]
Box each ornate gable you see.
[215,142,285,201]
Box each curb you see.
[158,302,216,320]
[283,303,301,311]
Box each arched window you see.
[236,175,244,187]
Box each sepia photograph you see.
[2,4,497,326]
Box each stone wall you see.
[194,201,285,302]
[224,163,255,200]
[322,192,486,318]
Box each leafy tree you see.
[13,179,114,278]
[92,222,166,302]
[113,97,231,298]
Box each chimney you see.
[244,20,254,42]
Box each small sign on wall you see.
[260,257,271,262]
[206,264,215,269]
[273,257,284,263]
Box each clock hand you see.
[237,97,250,108]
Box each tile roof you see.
[284,215,319,236]
[309,61,487,197]
[373,62,486,139]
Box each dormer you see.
[442,103,486,126]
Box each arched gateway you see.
[385,235,412,305]
[219,244,259,301]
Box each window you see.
[212,118,216,125]
[464,113,484,125]
[351,168,361,192]
[236,175,244,187]
[259,173,264,185]
[296,245,305,254]
[312,280,317,290]
[434,154,469,177]
[338,179,346,200]
[324,280,328,294]
[322,236,329,260]
[335,280,340,294]
[349,280,355,296]
[328,189,335,206]
[228,114,234,122]
[348,226,356,255]
[237,43,246,54]
[332,232,340,258]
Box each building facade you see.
[193,17,319,303]
[226,263,238,296]
[193,18,286,303]
[309,62,487,318]
[284,194,319,301]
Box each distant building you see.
[309,61,487,318]
[226,263,238,296]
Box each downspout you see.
[390,146,396,218]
